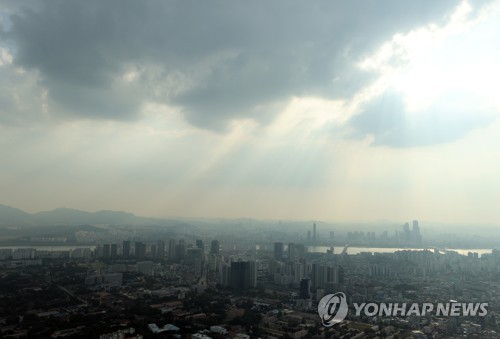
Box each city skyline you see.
[1,1,500,224]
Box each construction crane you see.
[341,244,349,255]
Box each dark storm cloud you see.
[4,0,465,127]
[348,92,496,147]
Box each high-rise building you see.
[103,244,110,258]
[196,239,204,251]
[230,261,257,289]
[135,242,146,258]
[295,243,306,259]
[110,244,118,258]
[299,278,311,299]
[175,240,186,261]
[220,263,231,287]
[411,220,422,245]
[274,242,284,260]
[150,244,157,257]
[292,262,305,284]
[313,223,317,243]
[311,263,338,290]
[412,220,419,230]
[186,247,203,265]
[338,265,345,284]
[168,239,176,260]
[208,253,219,272]
[287,243,296,260]
[403,222,411,243]
[122,241,130,258]
[210,240,220,255]
[157,240,165,259]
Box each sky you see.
[0,0,500,224]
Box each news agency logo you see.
[317,292,349,327]
[318,292,488,327]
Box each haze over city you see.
[1,0,500,224]
[2,2,500,338]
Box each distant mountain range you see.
[0,204,164,226]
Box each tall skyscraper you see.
[403,222,411,242]
[122,240,130,258]
[412,220,422,245]
[110,244,118,258]
[338,265,345,284]
[210,240,220,255]
[287,243,296,260]
[313,223,317,243]
[230,261,257,289]
[299,278,311,299]
[135,242,146,258]
[311,263,338,290]
[157,240,165,259]
[186,247,203,265]
[103,244,110,258]
[220,263,231,287]
[292,262,305,284]
[175,240,186,261]
[196,239,204,251]
[168,239,176,260]
[274,242,284,260]
[412,220,419,230]
[150,244,157,257]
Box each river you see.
[307,246,493,257]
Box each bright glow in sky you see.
[1,0,500,224]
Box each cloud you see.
[1,0,465,128]
[345,1,500,147]
[348,90,496,147]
